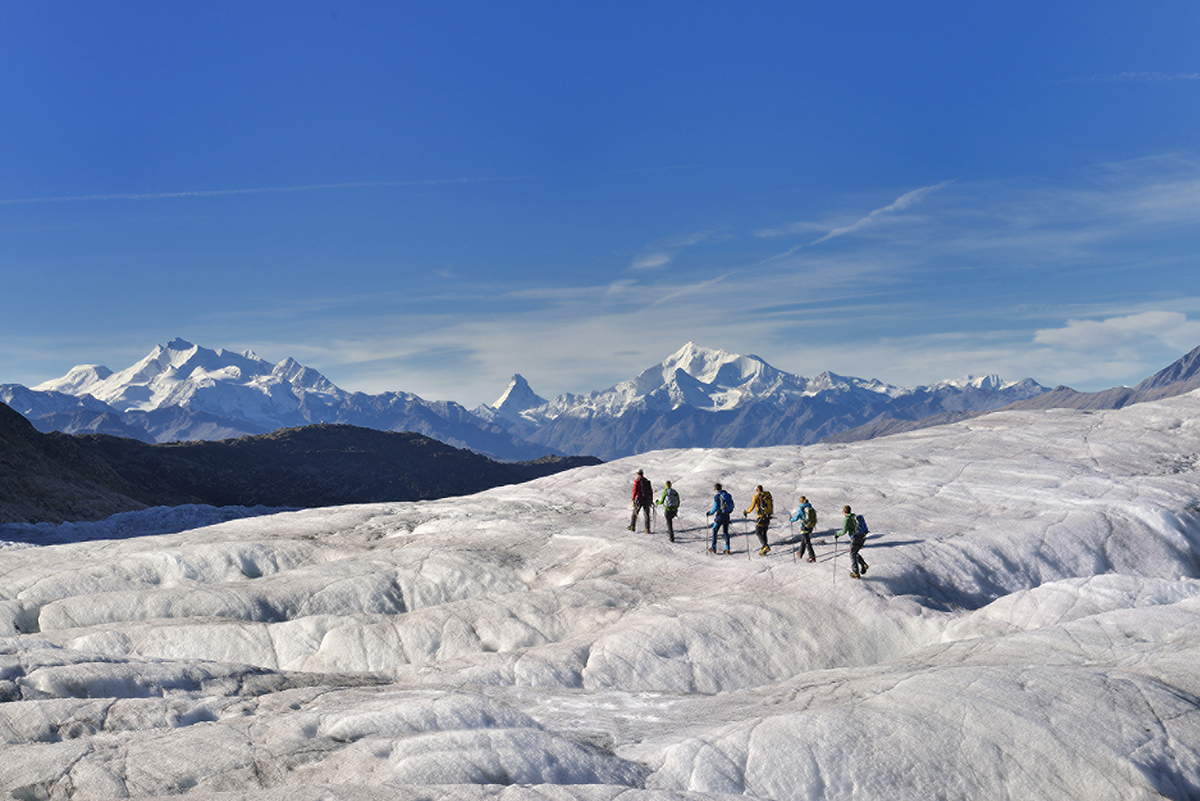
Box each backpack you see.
[718,490,734,515]
[805,505,817,526]
[855,514,869,536]
[663,487,679,510]
[759,490,773,517]
[637,477,653,505]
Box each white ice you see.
[2,392,1200,799]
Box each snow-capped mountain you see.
[8,339,1052,460]
[479,342,1048,459]
[35,338,345,420]
[8,339,553,460]
[3,389,1200,798]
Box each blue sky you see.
[2,2,1199,406]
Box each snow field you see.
[1,392,1199,798]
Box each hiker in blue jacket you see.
[706,482,734,554]
[790,496,817,562]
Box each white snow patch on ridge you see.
[1,391,1200,798]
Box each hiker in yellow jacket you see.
[745,485,774,556]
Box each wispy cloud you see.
[809,180,954,245]
[1034,311,1200,355]
[754,220,828,239]
[627,229,719,271]
[0,176,528,205]
[630,253,673,270]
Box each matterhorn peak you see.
[492,374,547,416]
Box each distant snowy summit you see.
[35,338,341,421]
[23,336,1200,461]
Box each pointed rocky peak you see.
[493,374,547,415]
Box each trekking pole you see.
[832,533,837,587]
[790,519,795,562]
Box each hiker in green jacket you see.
[839,505,869,579]
[657,480,680,542]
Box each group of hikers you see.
[628,469,870,579]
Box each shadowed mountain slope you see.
[0,402,599,524]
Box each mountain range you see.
[2,338,545,460]
[3,339,1068,461]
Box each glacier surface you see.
[2,392,1200,799]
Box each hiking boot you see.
[669,536,675,543]
[806,556,816,563]
[723,549,732,555]
[759,545,771,556]
[707,547,717,554]
[861,562,869,574]
[627,525,635,531]
[849,572,860,579]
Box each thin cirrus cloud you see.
[628,230,719,270]
[808,180,954,245]
[630,253,673,270]
[0,177,528,205]
[751,180,953,244]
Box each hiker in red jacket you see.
[628,469,654,533]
